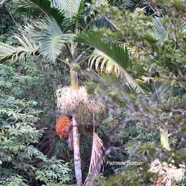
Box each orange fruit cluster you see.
[56,115,70,138]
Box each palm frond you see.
[75,31,144,93]
[51,0,85,21]
[84,132,104,186]
[0,34,38,62]
[181,21,186,31]
[108,0,129,7]
[122,0,134,7]
[0,43,17,61]
[75,31,130,69]
[151,80,174,103]
[89,49,144,93]
[151,17,167,41]
[152,16,186,39]
[0,0,8,6]
[50,0,63,9]
[71,0,85,31]
[14,0,66,26]
[32,17,75,62]
[89,49,128,76]
[0,16,74,63]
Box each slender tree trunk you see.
[70,66,82,186]
[70,67,79,90]
[72,116,82,186]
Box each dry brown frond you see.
[84,132,104,186]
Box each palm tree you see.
[0,0,132,185]
[0,1,86,185]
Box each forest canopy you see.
[0,0,186,185]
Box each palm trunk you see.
[70,67,79,90]
[70,66,82,186]
[72,116,82,186]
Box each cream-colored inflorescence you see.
[56,86,104,123]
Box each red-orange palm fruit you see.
[56,115,70,138]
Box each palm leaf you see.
[75,31,130,69]
[71,0,86,31]
[152,16,186,39]
[151,17,167,41]
[108,0,129,7]
[0,43,17,61]
[33,17,75,62]
[0,17,74,63]
[51,0,86,32]
[75,31,144,93]
[181,21,186,31]
[151,80,175,104]
[0,34,38,62]
[84,132,104,186]
[0,0,8,6]
[16,0,86,32]
[89,49,144,93]
[89,49,128,76]
[14,0,66,26]
[51,0,84,21]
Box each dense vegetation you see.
[0,0,186,185]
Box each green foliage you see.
[0,63,71,185]
[89,1,186,82]
[75,31,130,69]
[0,0,90,65]
[0,175,28,186]
[83,67,186,184]
[35,158,71,185]
[76,31,144,93]
[180,173,186,186]
[0,34,38,62]
[1,0,186,185]
[0,62,69,109]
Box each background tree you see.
[75,0,186,185]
